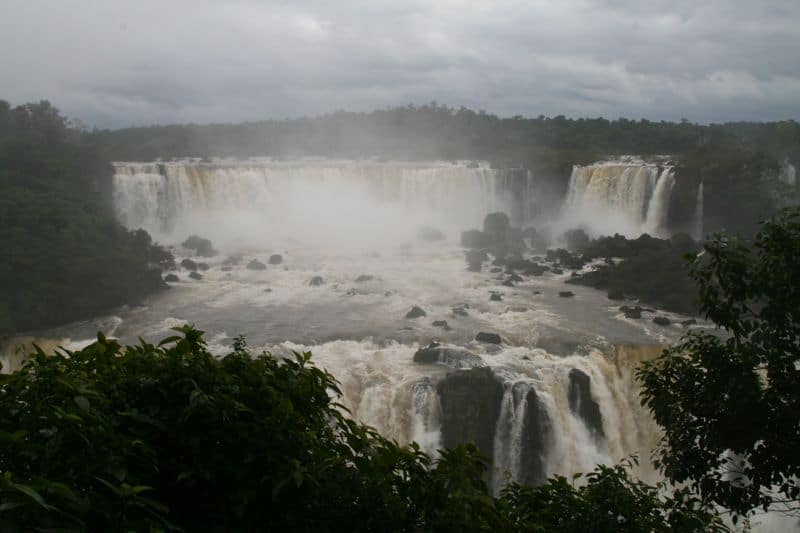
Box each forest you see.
[0,101,172,337]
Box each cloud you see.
[1,0,798,127]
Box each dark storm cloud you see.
[1,0,798,127]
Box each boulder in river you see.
[197,262,210,271]
[355,274,374,282]
[652,316,671,326]
[489,292,503,302]
[475,332,502,344]
[182,235,218,257]
[460,229,491,249]
[268,254,283,265]
[180,258,198,270]
[188,271,203,280]
[247,259,267,271]
[413,342,482,368]
[416,226,446,242]
[163,273,179,282]
[620,306,643,319]
[558,291,575,298]
[607,289,625,300]
[432,320,451,330]
[452,305,469,317]
[309,275,324,286]
[405,305,427,319]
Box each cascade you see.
[692,182,704,240]
[111,160,540,249]
[563,160,675,237]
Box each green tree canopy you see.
[0,326,723,531]
[638,206,800,520]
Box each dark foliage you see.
[567,233,701,314]
[0,326,725,531]
[638,206,800,519]
[0,100,172,336]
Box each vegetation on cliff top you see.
[0,100,172,337]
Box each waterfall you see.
[111,160,540,250]
[692,182,704,241]
[563,160,675,237]
[643,168,675,236]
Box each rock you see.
[163,274,179,282]
[355,274,374,282]
[489,292,503,302]
[247,259,267,270]
[180,258,198,270]
[490,267,502,273]
[197,262,210,271]
[309,275,325,286]
[413,343,481,368]
[507,273,524,283]
[436,367,505,462]
[452,306,469,317]
[502,279,515,287]
[465,249,488,271]
[405,305,427,319]
[475,332,502,344]
[188,271,203,280]
[416,226,446,242]
[620,306,643,319]
[182,235,218,257]
[558,291,575,298]
[568,369,604,440]
[461,229,490,249]
[264,288,272,293]
[506,306,527,313]
[652,316,671,326]
[268,254,283,265]
[432,320,451,330]
[483,212,510,236]
[550,268,564,275]
[607,289,625,300]
[223,256,241,266]
[681,319,697,327]
[563,228,590,251]
[518,386,552,485]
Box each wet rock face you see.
[405,305,427,319]
[567,368,604,440]
[436,367,505,460]
[413,343,482,368]
[475,332,502,344]
[519,387,552,486]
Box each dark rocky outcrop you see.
[309,275,324,286]
[268,254,283,265]
[188,271,203,280]
[607,289,625,300]
[197,262,210,271]
[182,235,218,257]
[437,367,505,461]
[355,274,374,282]
[247,259,267,271]
[180,258,198,270]
[567,368,604,440]
[416,226,446,242]
[432,320,451,330]
[652,316,671,326]
[465,249,488,271]
[558,291,575,298]
[413,342,482,368]
[620,306,643,319]
[405,305,427,319]
[489,292,503,302]
[452,305,469,317]
[563,228,590,251]
[461,229,491,249]
[163,274,179,282]
[475,332,502,344]
[518,386,552,486]
[483,212,510,237]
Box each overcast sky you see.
[2,0,799,128]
